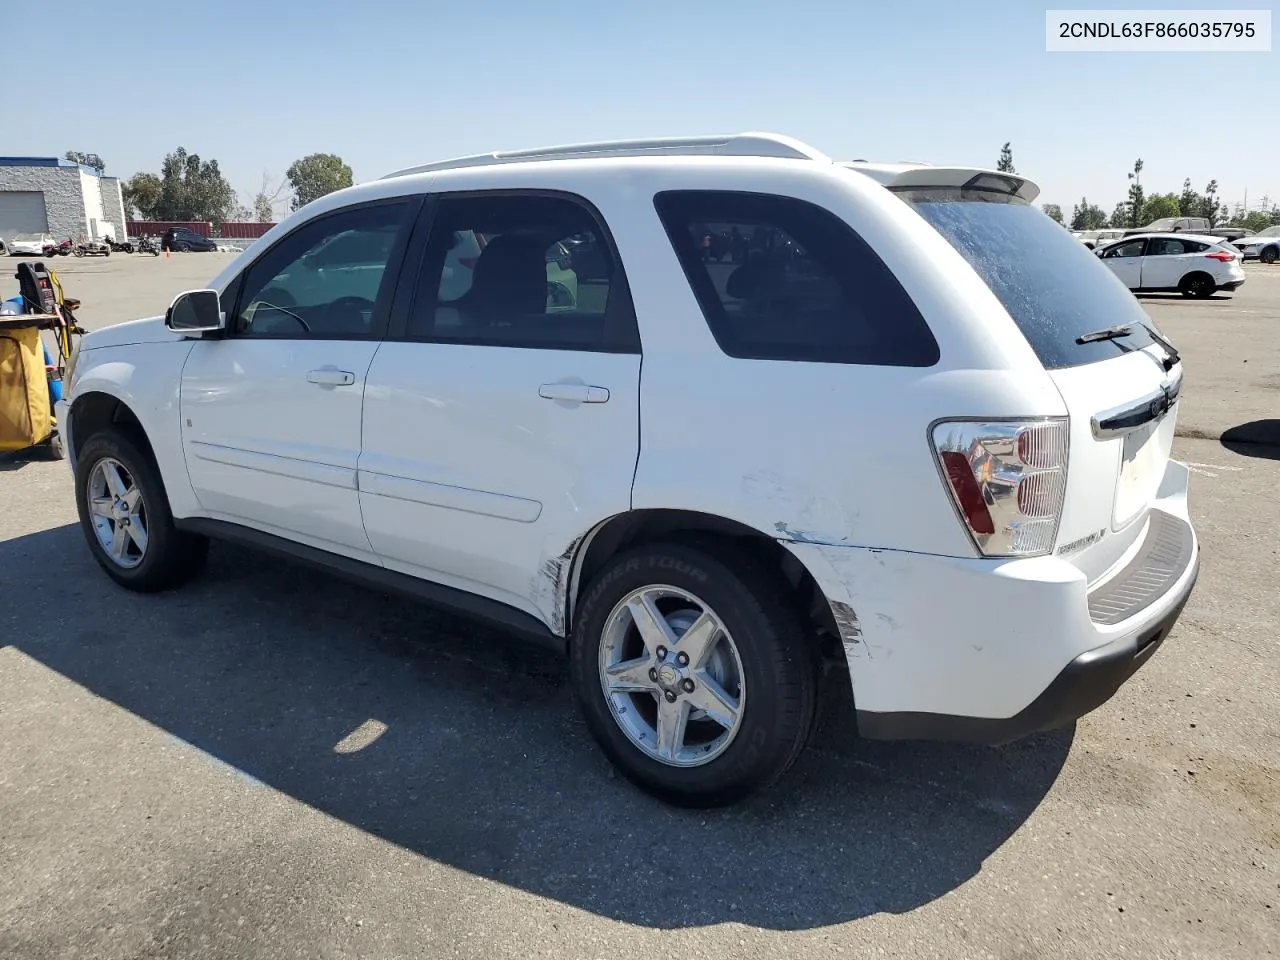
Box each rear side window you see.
[901,188,1157,370]
[1149,237,1206,255]
[654,190,939,366]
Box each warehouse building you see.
[0,157,127,243]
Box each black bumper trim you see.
[855,549,1199,746]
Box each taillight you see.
[1205,251,1235,262]
[931,419,1069,557]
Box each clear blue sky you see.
[40,0,1278,215]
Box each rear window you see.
[899,188,1156,370]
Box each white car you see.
[7,233,53,256]
[56,132,1199,807]
[1095,232,1245,298]
[1073,228,1125,250]
[1233,225,1280,263]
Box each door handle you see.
[306,368,356,387]
[538,383,610,404]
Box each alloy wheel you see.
[86,457,149,569]
[597,585,746,767]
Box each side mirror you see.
[165,289,225,334]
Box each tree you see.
[152,147,236,224]
[997,142,1015,173]
[1109,202,1130,229]
[1071,197,1109,231]
[1200,180,1221,224]
[65,151,106,175]
[253,193,275,222]
[122,172,162,219]
[1230,210,1274,233]
[248,171,289,222]
[1126,159,1144,227]
[1041,203,1064,224]
[1178,178,1202,216]
[1141,193,1180,223]
[286,153,353,211]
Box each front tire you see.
[1262,246,1279,265]
[74,429,208,592]
[570,542,819,807]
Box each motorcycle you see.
[42,239,73,257]
[136,235,160,257]
[74,238,111,258]
[105,237,134,254]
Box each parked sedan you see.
[7,233,54,256]
[1095,233,1245,298]
[1233,226,1280,263]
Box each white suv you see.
[56,133,1200,807]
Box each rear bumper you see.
[785,459,1199,745]
[855,547,1197,744]
[1220,279,1245,291]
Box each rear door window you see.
[1148,237,1206,256]
[654,190,939,366]
[900,188,1157,370]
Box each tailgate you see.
[1049,345,1181,583]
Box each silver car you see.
[1233,225,1280,263]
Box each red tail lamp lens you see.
[940,451,995,535]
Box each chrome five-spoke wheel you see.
[598,585,746,767]
[86,456,149,568]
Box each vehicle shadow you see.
[0,449,55,472]
[1,524,1072,930]
[1136,292,1234,301]
[1221,419,1280,461]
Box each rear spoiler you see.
[840,162,1040,203]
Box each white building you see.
[0,157,128,242]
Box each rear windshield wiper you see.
[1076,324,1132,345]
[1076,322,1180,370]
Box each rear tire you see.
[74,429,208,592]
[1262,246,1279,265]
[1180,273,1216,299]
[569,542,820,807]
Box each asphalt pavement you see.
[1,253,1276,959]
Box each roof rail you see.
[380,132,831,180]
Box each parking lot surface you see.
[2,254,1277,959]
